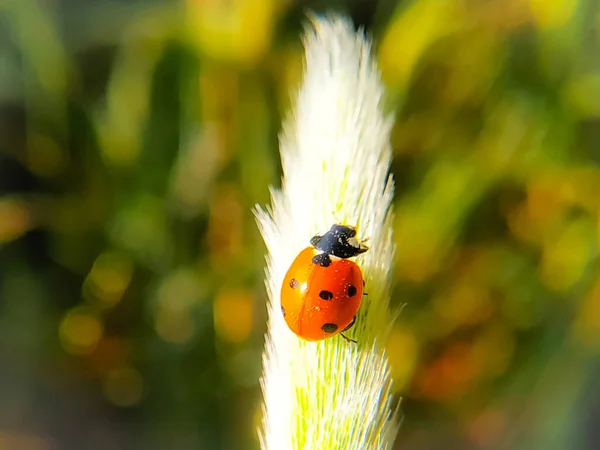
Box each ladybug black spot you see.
[348,285,357,297]
[319,290,334,300]
[321,323,338,333]
[289,278,300,289]
[281,305,286,317]
[312,253,332,267]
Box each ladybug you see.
[280,224,368,342]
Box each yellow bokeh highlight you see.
[154,269,201,344]
[529,0,578,29]
[0,198,31,242]
[59,309,103,355]
[83,251,133,307]
[214,288,254,343]
[102,366,144,407]
[186,0,279,66]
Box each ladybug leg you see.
[340,333,357,344]
[342,316,356,332]
[340,316,357,343]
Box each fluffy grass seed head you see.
[255,14,399,450]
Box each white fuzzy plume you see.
[255,15,399,450]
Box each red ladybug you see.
[280,224,368,342]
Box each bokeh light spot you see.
[186,0,279,65]
[59,309,103,355]
[529,0,578,29]
[156,310,195,344]
[154,269,202,344]
[0,198,31,242]
[214,288,254,343]
[83,251,133,307]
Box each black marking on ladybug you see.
[347,285,357,297]
[289,278,300,289]
[310,224,368,259]
[312,253,332,267]
[319,290,334,300]
[281,305,286,317]
[321,323,338,333]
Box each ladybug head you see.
[310,224,369,259]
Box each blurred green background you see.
[1,0,599,449]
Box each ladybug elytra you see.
[280,224,368,342]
